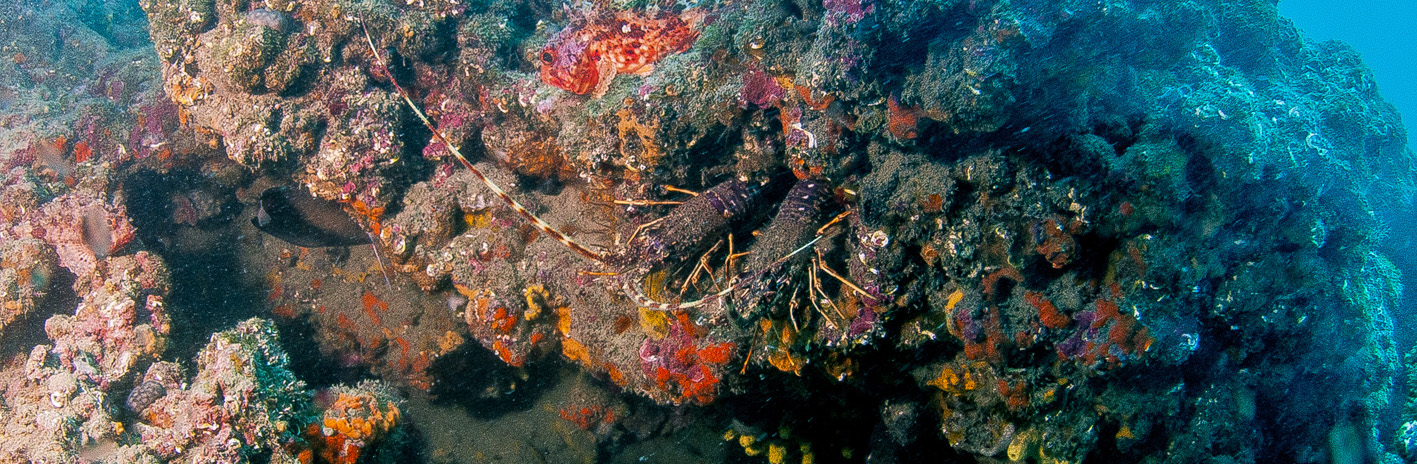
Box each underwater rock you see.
[218,17,288,92]
[0,252,172,462]
[38,193,138,278]
[244,8,294,33]
[0,238,58,337]
[124,0,1416,461]
[125,379,167,414]
[138,318,312,462]
[309,380,407,464]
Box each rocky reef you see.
[0,252,171,462]
[0,0,1413,462]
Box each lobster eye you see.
[539,50,554,64]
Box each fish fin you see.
[680,8,706,29]
[592,60,617,97]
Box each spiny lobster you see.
[360,25,842,315]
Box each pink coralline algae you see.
[419,96,478,164]
[47,253,171,386]
[126,99,180,162]
[300,95,405,207]
[0,237,58,336]
[740,66,786,108]
[137,318,312,463]
[38,193,138,278]
[823,0,874,26]
[638,315,736,405]
[0,252,172,462]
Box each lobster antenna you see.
[360,23,605,263]
[625,234,825,311]
[627,208,853,312]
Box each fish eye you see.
[539,50,554,64]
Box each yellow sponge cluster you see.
[323,391,402,441]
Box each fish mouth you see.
[566,79,594,95]
[540,68,595,95]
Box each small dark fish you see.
[252,187,371,247]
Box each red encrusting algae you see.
[1025,291,1071,330]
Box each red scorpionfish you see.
[538,7,702,97]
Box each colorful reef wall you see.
[0,0,1414,462]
